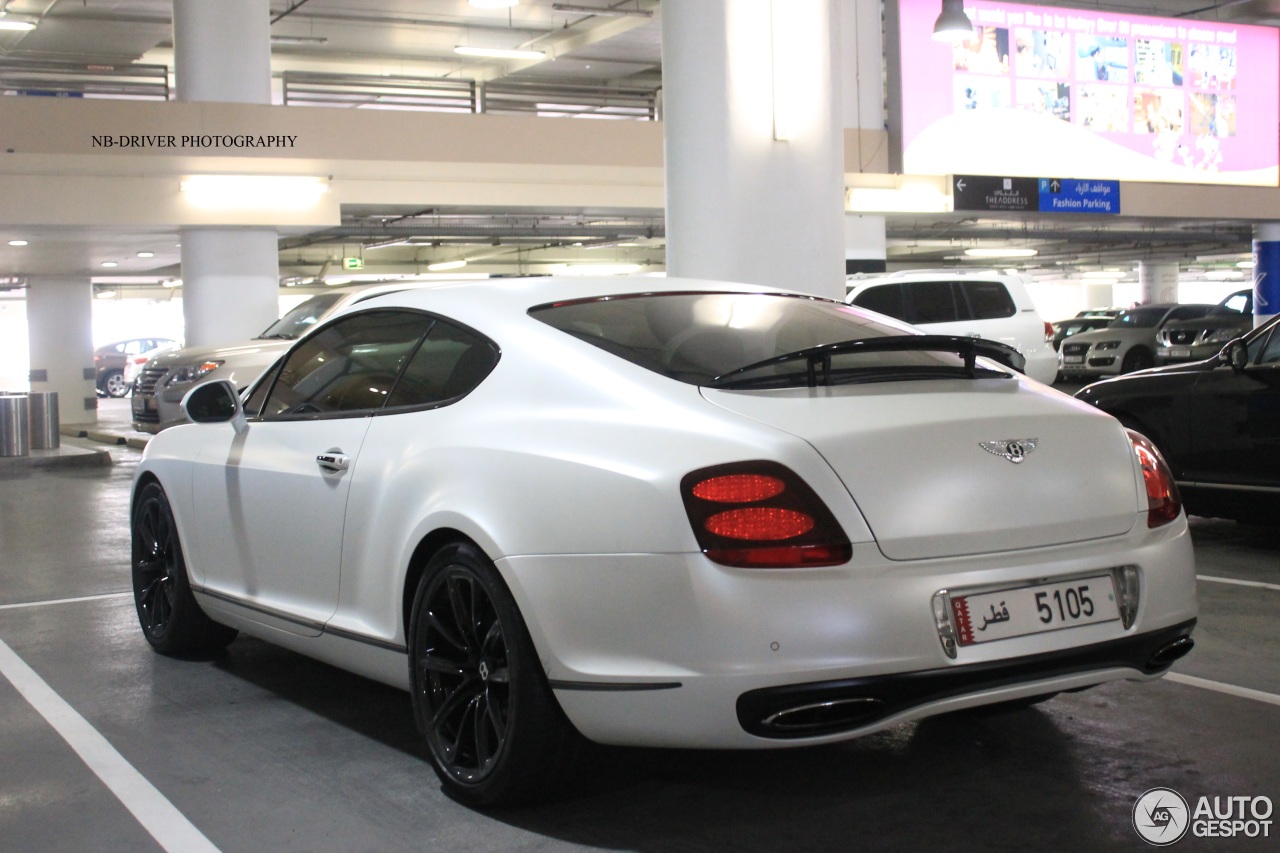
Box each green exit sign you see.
[342,257,364,270]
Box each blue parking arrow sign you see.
[1038,178,1120,214]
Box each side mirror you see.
[181,380,247,432]
[1219,339,1249,371]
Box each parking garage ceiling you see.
[0,0,1277,290]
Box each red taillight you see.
[1043,321,1054,343]
[692,474,785,503]
[1127,429,1182,528]
[705,507,814,540]
[681,461,851,568]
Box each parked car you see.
[123,339,179,389]
[1155,289,1253,366]
[131,276,1196,807]
[1051,316,1114,352]
[1057,303,1215,380]
[845,269,1057,384]
[132,283,420,433]
[93,337,176,398]
[1076,311,1280,524]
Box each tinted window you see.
[258,293,344,340]
[961,281,1017,320]
[1220,292,1251,314]
[259,310,432,419]
[905,281,963,323]
[531,292,982,387]
[1169,305,1212,321]
[851,284,905,320]
[384,319,498,409]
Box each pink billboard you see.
[896,1,1279,186]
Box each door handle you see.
[316,452,350,473]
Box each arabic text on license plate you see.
[950,575,1119,646]
[1064,355,1084,364]
[1169,347,1191,359]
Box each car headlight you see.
[1204,328,1237,344]
[1094,341,1121,350]
[165,360,224,386]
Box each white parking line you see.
[1166,672,1280,708]
[0,592,132,611]
[0,639,220,853]
[1197,575,1280,593]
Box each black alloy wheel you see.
[131,482,237,656]
[1121,347,1155,374]
[409,542,581,807]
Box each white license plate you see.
[1168,347,1191,359]
[1063,355,1084,364]
[950,575,1119,646]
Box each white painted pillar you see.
[841,0,887,276]
[1138,261,1179,305]
[26,277,97,426]
[173,0,279,345]
[662,0,846,299]
[180,231,282,347]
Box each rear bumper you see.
[737,619,1194,738]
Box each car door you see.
[1185,321,1280,486]
[188,310,435,630]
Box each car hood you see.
[702,380,1138,561]
[145,338,292,369]
[1160,315,1250,332]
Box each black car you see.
[1075,313,1280,523]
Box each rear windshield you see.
[530,291,1004,387]
[258,293,344,340]
[1110,307,1166,328]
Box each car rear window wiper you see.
[706,335,1023,390]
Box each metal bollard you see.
[0,394,30,457]
[28,391,60,450]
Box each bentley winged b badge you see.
[980,438,1039,464]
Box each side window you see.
[384,318,498,409]
[1223,293,1250,314]
[123,340,144,355]
[851,284,906,321]
[243,359,283,418]
[1170,305,1210,321]
[961,281,1017,320]
[906,281,962,324]
[1256,327,1280,366]
[259,310,433,419]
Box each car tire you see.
[131,482,238,656]
[102,369,130,398]
[1120,348,1154,374]
[409,542,583,808]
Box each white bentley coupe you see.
[130,277,1197,806]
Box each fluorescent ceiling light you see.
[549,263,641,276]
[1237,260,1256,269]
[7,240,27,246]
[426,259,468,271]
[552,3,652,17]
[163,279,182,288]
[0,16,37,32]
[469,0,519,7]
[270,35,329,45]
[933,0,974,42]
[964,247,1038,258]
[454,45,546,60]
[101,261,119,268]
[95,289,115,299]
[137,251,154,258]
[181,175,330,210]
[1206,269,1246,280]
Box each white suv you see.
[845,269,1057,385]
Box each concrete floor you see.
[1,403,1278,852]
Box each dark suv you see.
[1155,289,1253,366]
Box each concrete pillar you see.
[662,0,846,299]
[26,277,96,426]
[173,0,279,345]
[841,0,887,276]
[180,230,281,347]
[1138,261,1179,305]
[1253,222,1280,326]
